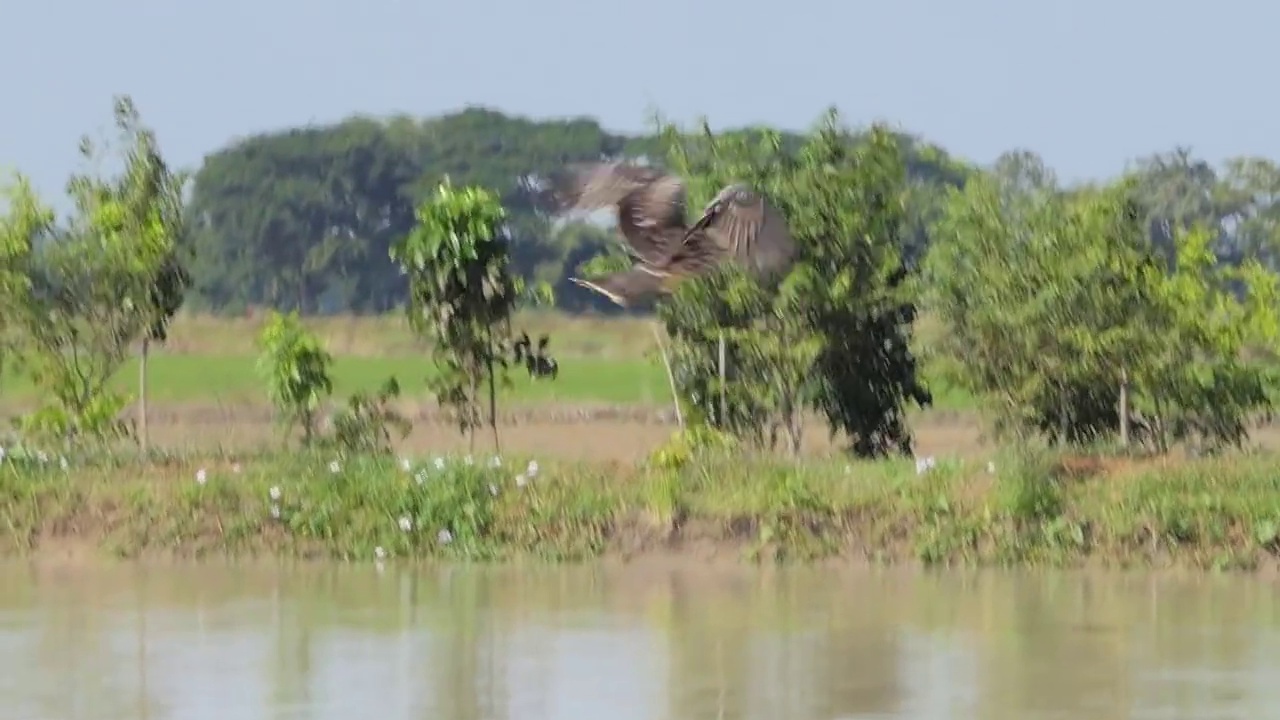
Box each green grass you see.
[0,311,985,410]
[1,355,676,405]
[0,352,981,411]
[2,440,1278,569]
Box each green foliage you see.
[324,377,412,456]
[647,424,740,472]
[656,109,932,457]
[255,311,334,446]
[182,108,969,316]
[0,97,188,446]
[0,175,45,391]
[926,170,1278,452]
[5,447,1280,569]
[390,180,519,448]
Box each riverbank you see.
[2,445,1279,571]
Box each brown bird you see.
[683,183,797,279]
[546,161,690,265]
[550,164,797,307]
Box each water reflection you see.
[0,562,1276,719]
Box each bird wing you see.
[548,162,659,212]
[658,228,731,279]
[571,224,739,307]
[685,186,796,276]
[615,174,689,262]
[549,163,688,263]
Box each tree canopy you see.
[183,106,969,315]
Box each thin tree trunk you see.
[785,397,802,458]
[138,338,149,453]
[651,322,683,429]
[717,332,727,428]
[469,372,479,453]
[1118,367,1130,448]
[486,331,500,454]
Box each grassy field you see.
[4,445,1279,570]
[0,310,977,409]
[3,354,675,405]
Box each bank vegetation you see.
[2,97,1280,568]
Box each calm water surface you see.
[0,561,1277,720]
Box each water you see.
[0,562,1277,720]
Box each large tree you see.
[653,110,933,457]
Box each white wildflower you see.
[0,447,5,462]
[400,456,412,472]
[464,455,473,466]
[488,483,499,497]
[488,455,502,468]
[398,516,413,532]
[414,470,428,485]
[433,456,445,470]
[269,485,282,501]
[515,473,528,488]
[437,529,453,545]
[270,504,281,519]
[231,463,242,474]
[987,461,996,474]
[374,546,387,560]
[58,456,68,471]
[36,451,48,464]
[914,456,936,475]
[525,460,539,478]
[195,468,208,485]
[328,460,341,474]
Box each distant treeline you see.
[183,106,1280,316]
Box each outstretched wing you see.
[547,162,660,213]
[659,228,731,280]
[616,174,689,262]
[548,162,688,263]
[685,185,796,277]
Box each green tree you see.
[12,97,186,444]
[255,311,334,447]
[926,175,1162,444]
[926,170,1277,452]
[1132,224,1276,452]
[390,179,519,451]
[0,176,46,395]
[655,110,932,457]
[720,278,825,455]
[82,97,190,451]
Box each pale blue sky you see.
[1,0,1274,206]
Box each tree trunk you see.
[469,374,479,453]
[138,338,149,453]
[1118,368,1130,448]
[717,332,727,428]
[785,398,803,458]
[486,331,500,454]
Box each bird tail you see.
[569,266,674,307]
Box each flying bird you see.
[683,183,796,279]
[545,161,690,265]
[548,163,797,307]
